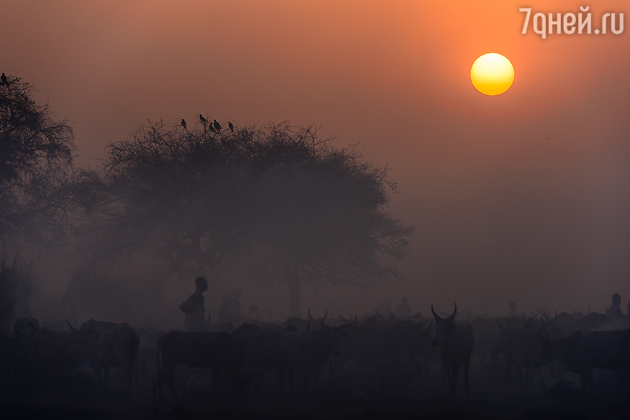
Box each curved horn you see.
[375,309,385,321]
[319,308,329,330]
[538,309,550,321]
[66,319,78,333]
[496,319,505,331]
[447,302,457,322]
[539,328,550,341]
[431,304,442,322]
[388,310,396,322]
[338,322,352,330]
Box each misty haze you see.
[2,1,630,419]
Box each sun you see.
[471,53,514,96]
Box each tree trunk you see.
[191,231,210,278]
[285,262,301,318]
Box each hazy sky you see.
[3,1,630,317]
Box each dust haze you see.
[3,1,630,418]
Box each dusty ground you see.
[3,364,630,419]
[2,387,629,420]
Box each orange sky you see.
[2,1,630,316]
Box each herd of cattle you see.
[3,304,630,406]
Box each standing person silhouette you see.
[395,297,412,317]
[507,301,517,317]
[229,287,245,325]
[217,293,232,322]
[607,293,623,318]
[179,277,208,332]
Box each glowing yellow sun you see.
[470,53,514,96]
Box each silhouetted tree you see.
[0,75,76,251]
[0,256,35,334]
[81,121,413,316]
[239,125,414,316]
[76,121,239,278]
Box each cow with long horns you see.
[67,320,140,400]
[157,330,238,401]
[11,318,41,395]
[234,309,350,397]
[536,328,630,396]
[431,303,474,400]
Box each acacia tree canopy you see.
[0,75,76,251]
[82,120,413,316]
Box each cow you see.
[234,310,351,397]
[337,314,410,368]
[35,328,74,389]
[536,328,630,396]
[298,310,352,392]
[500,318,545,396]
[67,321,140,399]
[79,319,130,331]
[317,358,413,401]
[431,303,474,400]
[135,327,163,385]
[336,309,433,388]
[281,316,308,331]
[471,316,503,383]
[10,318,41,395]
[156,330,238,401]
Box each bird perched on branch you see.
[208,124,216,133]
[199,114,207,123]
[1,73,8,86]
[181,119,187,130]
[228,122,234,132]
[213,120,221,132]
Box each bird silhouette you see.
[208,125,216,133]
[213,120,221,132]
[181,119,187,130]
[1,73,7,86]
[199,114,207,123]
[228,122,234,132]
